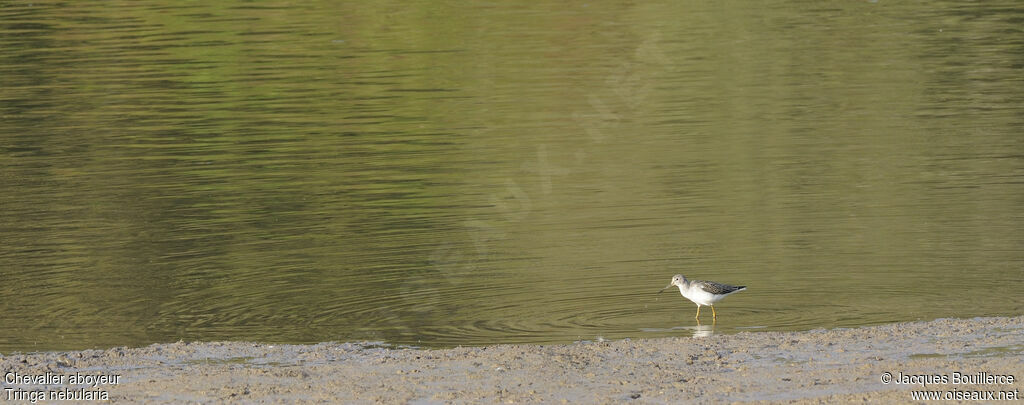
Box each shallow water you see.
[1,1,1022,352]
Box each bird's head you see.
[658,274,687,293]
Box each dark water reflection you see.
[1,1,1022,352]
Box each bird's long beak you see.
[658,283,673,294]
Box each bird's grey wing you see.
[699,281,745,295]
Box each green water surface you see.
[1,0,1022,352]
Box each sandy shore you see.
[2,316,1021,404]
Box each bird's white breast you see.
[678,285,721,306]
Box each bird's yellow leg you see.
[695,306,701,319]
[712,306,717,319]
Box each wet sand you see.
[2,316,1021,404]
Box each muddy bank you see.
[2,316,1021,404]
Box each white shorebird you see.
[659,274,746,320]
